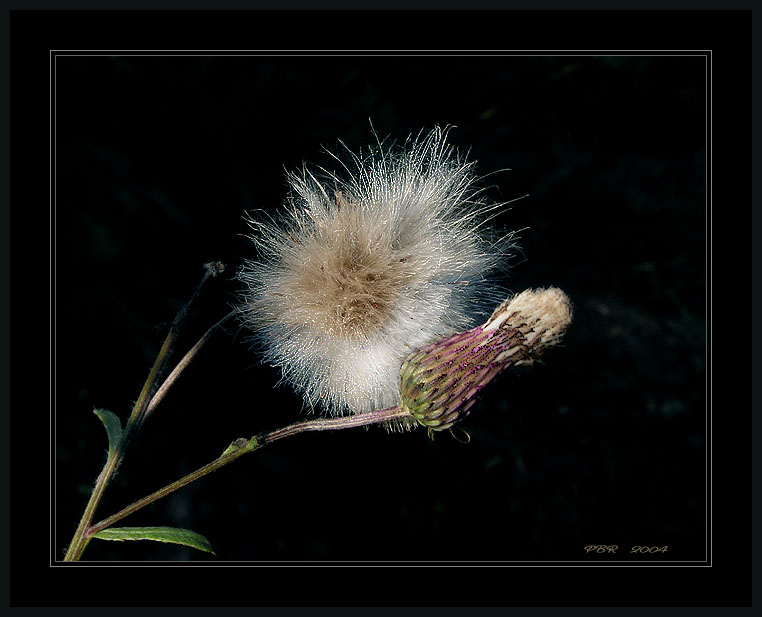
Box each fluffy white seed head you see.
[238,127,515,416]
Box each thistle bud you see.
[399,288,572,433]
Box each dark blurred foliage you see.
[55,55,706,562]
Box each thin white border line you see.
[52,53,57,564]
[50,51,711,566]
[50,51,711,56]
[704,50,714,565]
[50,50,54,565]
[60,559,709,564]
[60,561,712,568]
[48,49,711,51]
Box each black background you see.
[9,7,752,609]
[54,51,708,563]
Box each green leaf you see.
[92,526,215,555]
[93,408,123,457]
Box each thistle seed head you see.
[237,127,515,416]
[276,194,419,340]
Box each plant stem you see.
[62,446,123,562]
[261,405,409,444]
[134,261,227,431]
[142,309,238,423]
[88,436,260,537]
[63,262,226,562]
[85,405,410,541]
[63,324,177,562]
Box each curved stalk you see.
[84,405,410,543]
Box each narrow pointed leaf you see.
[92,526,215,555]
[93,408,123,457]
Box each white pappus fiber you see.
[238,126,515,417]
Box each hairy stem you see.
[88,436,260,537]
[63,325,176,562]
[261,405,409,443]
[85,405,410,542]
[143,309,238,422]
[63,262,226,562]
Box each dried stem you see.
[142,308,238,424]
